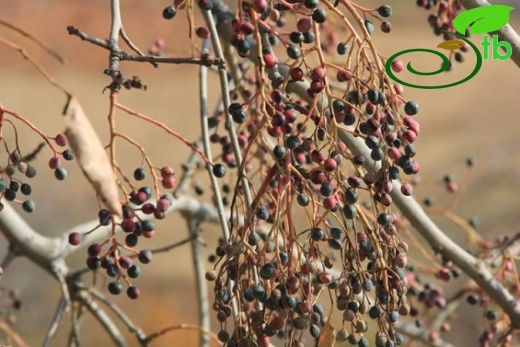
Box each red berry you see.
[121,219,135,233]
[263,54,277,69]
[195,27,210,39]
[310,80,324,93]
[323,196,337,210]
[290,67,304,81]
[323,158,337,172]
[68,232,82,246]
[239,22,255,35]
[231,19,241,32]
[55,134,67,147]
[142,203,155,215]
[160,166,174,178]
[311,67,326,80]
[162,176,176,189]
[297,18,312,32]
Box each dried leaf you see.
[318,321,336,347]
[63,96,122,217]
[437,39,464,51]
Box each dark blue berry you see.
[63,149,74,160]
[108,281,123,295]
[312,9,327,23]
[286,46,301,59]
[133,168,146,181]
[378,5,392,17]
[54,167,67,180]
[162,6,176,19]
[127,286,140,299]
[22,200,35,213]
[404,101,419,115]
[212,164,226,178]
[138,249,153,264]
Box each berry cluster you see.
[183,1,442,345]
[0,126,74,215]
[68,163,180,299]
[417,0,469,67]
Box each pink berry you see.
[155,38,166,49]
[394,82,404,95]
[391,59,404,72]
[160,166,175,178]
[48,156,61,169]
[55,134,67,147]
[402,129,417,143]
[311,67,326,80]
[290,67,304,81]
[401,182,413,196]
[323,196,337,210]
[252,0,267,13]
[162,176,176,189]
[263,54,277,69]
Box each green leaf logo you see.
[453,5,514,35]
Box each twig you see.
[42,296,68,347]
[119,26,145,56]
[202,2,263,314]
[0,36,70,95]
[67,26,110,49]
[1,248,17,271]
[187,218,211,347]
[0,19,67,63]
[130,235,201,259]
[61,195,220,263]
[108,0,122,75]
[198,36,240,319]
[117,52,223,66]
[0,320,30,347]
[81,283,147,343]
[144,323,221,345]
[75,288,128,347]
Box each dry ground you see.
[0,1,519,346]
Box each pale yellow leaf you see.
[318,320,336,347]
[63,96,122,217]
[437,39,464,51]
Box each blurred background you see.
[0,0,518,346]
